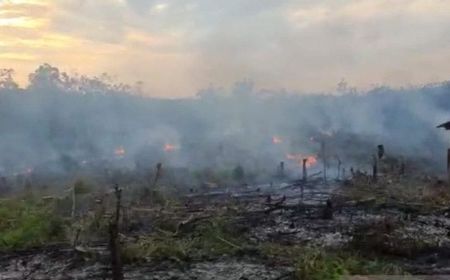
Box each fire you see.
[286,153,301,162]
[286,153,317,168]
[114,146,126,157]
[163,143,178,153]
[272,136,283,144]
[304,155,318,167]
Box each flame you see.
[163,143,178,153]
[272,136,283,144]
[286,153,317,168]
[114,146,126,157]
[305,155,318,167]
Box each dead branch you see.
[108,184,124,280]
[215,235,242,249]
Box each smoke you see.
[0,64,449,181]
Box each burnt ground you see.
[2,176,450,279]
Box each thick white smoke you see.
[0,64,449,180]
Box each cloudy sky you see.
[0,0,449,97]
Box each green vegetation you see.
[0,178,421,278]
[293,249,404,280]
[336,174,450,211]
[120,213,406,279]
[0,199,66,249]
[122,236,193,263]
[261,244,405,280]
[122,216,244,264]
[191,216,243,257]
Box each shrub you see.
[121,216,244,263]
[122,236,193,263]
[190,217,242,257]
[260,244,405,279]
[294,249,348,280]
[0,199,66,249]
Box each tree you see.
[28,63,62,90]
[232,165,245,181]
[0,69,18,90]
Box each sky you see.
[0,0,449,97]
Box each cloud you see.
[0,0,449,96]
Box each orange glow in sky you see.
[1,0,450,97]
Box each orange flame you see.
[286,153,317,168]
[114,146,126,157]
[272,136,283,144]
[163,143,178,152]
[305,155,318,167]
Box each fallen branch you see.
[215,235,242,249]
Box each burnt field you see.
[3,152,450,279]
[1,67,450,279]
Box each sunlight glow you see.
[0,16,44,28]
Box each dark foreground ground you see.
[2,171,450,279]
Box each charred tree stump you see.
[322,199,333,220]
[152,162,163,188]
[372,155,378,183]
[71,185,76,219]
[302,158,308,182]
[72,227,81,249]
[336,157,342,180]
[448,149,450,186]
[377,144,385,159]
[321,141,327,182]
[109,184,124,280]
[278,161,285,178]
